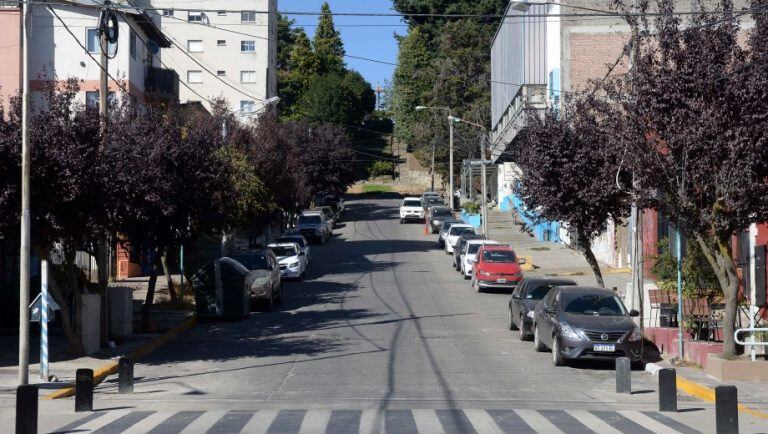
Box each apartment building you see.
[150,0,278,118]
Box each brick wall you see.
[566,32,629,93]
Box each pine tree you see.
[313,2,345,74]
[289,30,318,87]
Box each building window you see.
[187,70,203,83]
[162,9,174,17]
[241,40,255,52]
[217,70,226,77]
[240,100,255,113]
[85,91,116,110]
[86,28,116,55]
[188,11,203,22]
[241,11,256,22]
[240,70,257,83]
[129,30,136,59]
[217,40,226,47]
[187,40,203,52]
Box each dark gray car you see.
[509,277,576,340]
[229,249,282,311]
[532,286,642,366]
[437,218,463,247]
[453,233,485,270]
[427,206,454,233]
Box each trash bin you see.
[192,258,251,321]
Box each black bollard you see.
[615,357,631,394]
[15,385,38,434]
[118,357,134,394]
[658,368,677,412]
[75,368,94,412]
[715,385,739,434]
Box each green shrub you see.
[651,237,720,299]
[461,202,480,215]
[368,161,393,178]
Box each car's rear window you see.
[432,208,452,217]
[298,215,321,225]
[277,237,306,247]
[481,249,516,262]
[231,254,268,270]
[527,284,558,300]
[563,293,627,316]
[403,199,422,207]
[450,226,474,236]
[271,246,298,257]
[467,244,483,254]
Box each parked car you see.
[421,191,441,200]
[470,245,525,292]
[460,240,499,278]
[532,286,642,366]
[509,277,576,340]
[268,242,307,280]
[312,206,337,226]
[453,233,485,270]
[229,248,282,311]
[192,258,253,320]
[422,196,444,212]
[295,212,330,243]
[427,206,455,233]
[444,223,475,254]
[322,199,343,221]
[400,197,425,223]
[438,219,463,247]
[275,234,311,265]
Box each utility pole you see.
[98,10,111,346]
[448,113,455,209]
[480,136,488,236]
[18,0,32,386]
[430,142,435,191]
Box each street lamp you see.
[449,116,490,237]
[415,105,456,209]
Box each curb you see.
[43,315,197,400]
[646,362,768,420]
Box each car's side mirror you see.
[518,257,527,265]
[512,294,521,300]
[468,259,477,264]
[544,306,556,315]
[629,309,640,317]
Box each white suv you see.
[461,240,498,278]
[399,197,425,223]
[444,223,475,254]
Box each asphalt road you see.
[26,197,765,433]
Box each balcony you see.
[490,84,548,163]
[145,67,179,100]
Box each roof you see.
[59,1,171,48]
[268,242,299,248]
[481,244,515,251]
[448,223,473,228]
[466,239,497,245]
[559,286,616,295]
[521,277,577,286]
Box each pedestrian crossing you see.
[52,408,702,434]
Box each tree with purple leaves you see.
[519,93,632,288]
[606,0,768,358]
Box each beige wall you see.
[0,8,20,111]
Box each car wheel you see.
[534,325,546,352]
[519,314,528,340]
[508,309,517,331]
[400,219,404,224]
[474,279,483,293]
[463,272,470,280]
[552,337,565,366]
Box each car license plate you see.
[497,278,507,283]
[593,344,615,352]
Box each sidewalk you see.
[0,279,194,400]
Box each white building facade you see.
[150,0,278,117]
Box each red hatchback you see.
[471,245,524,292]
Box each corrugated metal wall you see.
[490,3,549,129]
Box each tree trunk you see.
[695,234,740,358]
[94,238,111,344]
[46,264,86,356]
[578,229,605,288]
[161,247,178,301]
[141,252,162,333]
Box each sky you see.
[279,0,404,90]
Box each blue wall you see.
[460,211,482,230]
[500,194,561,243]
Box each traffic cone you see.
[424,222,429,235]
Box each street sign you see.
[29,292,59,323]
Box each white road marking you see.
[620,411,683,434]
[240,410,279,434]
[74,410,132,432]
[121,411,173,434]
[514,409,565,434]
[567,410,623,434]
[179,409,228,434]
[463,409,504,434]
[298,409,333,434]
[412,409,443,434]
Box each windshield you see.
[403,199,422,207]
[271,246,298,257]
[230,254,268,270]
[277,237,306,247]
[432,209,452,217]
[481,249,516,262]
[449,226,473,236]
[467,244,483,254]
[442,221,458,230]
[427,198,442,205]
[298,215,321,225]
[527,284,558,300]
[563,293,628,316]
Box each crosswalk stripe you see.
[412,409,443,434]
[326,409,363,434]
[179,409,228,433]
[147,411,205,434]
[93,411,155,434]
[620,411,682,434]
[208,410,255,433]
[566,410,621,434]
[298,409,332,434]
[590,410,655,434]
[641,412,702,434]
[122,411,175,434]
[462,409,504,434]
[240,410,279,434]
[76,409,132,432]
[513,410,565,434]
[359,408,384,434]
[435,409,478,434]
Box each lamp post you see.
[415,106,454,209]
[449,116,489,236]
